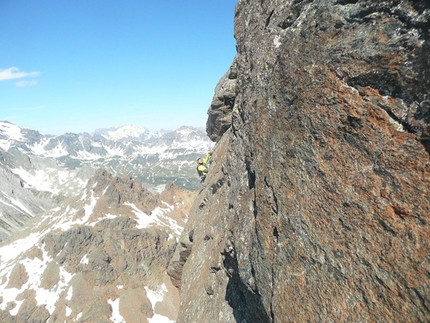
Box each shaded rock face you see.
[171,1,429,322]
[206,61,238,142]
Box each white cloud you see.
[16,80,39,87]
[0,67,40,81]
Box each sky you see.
[0,0,237,135]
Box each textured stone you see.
[206,60,238,142]
[172,0,430,322]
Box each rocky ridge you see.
[170,1,430,322]
[0,169,196,322]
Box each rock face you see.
[170,1,430,322]
[206,61,238,142]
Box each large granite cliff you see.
[169,0,429,322]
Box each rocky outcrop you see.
[0,170,196,322]
[206,61,238,142]
[170,1,430,322]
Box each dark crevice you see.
[375,275,389,291]
[339,217,353,231]
[265,9,275,28]
[344,76,430,156]
[223,244,271,323]
[346,8,378,23]
[199,196,209,210]
[378,219,398,236]
[337,0,359,4]
[346,71,404,100]
[272,193,279,215]
[211,178,225,195]
[273,227,279,243]
[376,102,430,156]
[278,0,311,30]
[347,115,364,129]
[278,10,299,29]
[246,160,256,190]
[413,288,429,312]
[377,103,416,135]
[420,138,430,155]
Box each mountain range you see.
[0,121,213,190]
[0,121,213,241]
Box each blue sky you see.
[0,0,237,135]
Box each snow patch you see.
[0,122,25,142]
[0,243,74,316]
[145,284,174,323]
[10,167,60,194]
[87,213,118,227]
[82,190,97,223]
[31,248,74,315]
[145,284,168,305]
[102,125,149,141]
[102,144,125,157]
[0,139,11,151]
[66,286,74,301]
[108,298,126,323]
[80,255,89,265]
[125,202,183,237]
[76,150,103,161]
[9,299,24,316]
[50,190,97,232]
[30,138,68,157]
[0,232,44,264]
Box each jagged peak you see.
[94,124,152,141]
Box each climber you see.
[196,151,212,184]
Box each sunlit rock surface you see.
[170,1,429,322]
